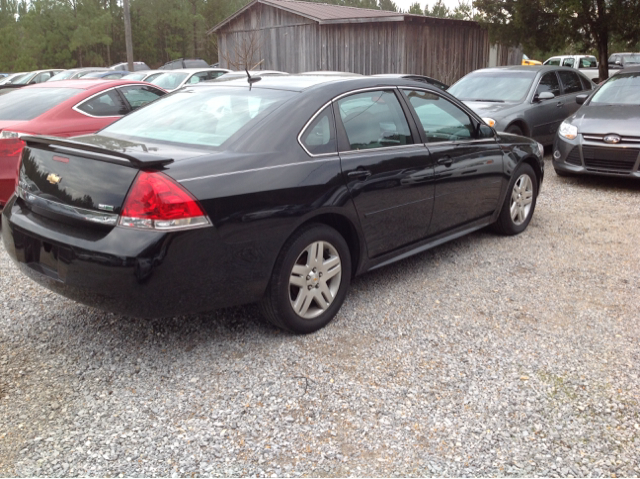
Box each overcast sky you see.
[394,0,466,12]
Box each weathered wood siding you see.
[217,3,520,82]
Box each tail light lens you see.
[0,131,26,194]
[119,170,210,231]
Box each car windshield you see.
[0,73,25,85]
[150,72,189,90]
[49,70,78,81]
[448,71,536,102]
[0,87,82,120]
[12,72,36,85]
[122,73,147,81]
[590,72,640,105]
[100,86,296,148]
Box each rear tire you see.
[493,163,538,235]
[506,124,524,136]
[260,224,351,334]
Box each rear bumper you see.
[553,134,640,179]
[1,196,268,318]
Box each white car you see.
[121,70,167,83]
[149,68,231,92]
[543,55,615,83]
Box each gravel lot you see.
[1,155,639,478]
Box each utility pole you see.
[123,0,134,72]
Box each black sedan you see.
[553,66,640,178]
[2,75,544,333]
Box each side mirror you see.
[535,91,555,102]
[477,124,494,139]
[615,60,621,65]
[29,80,36,84]
[576,94,588,105]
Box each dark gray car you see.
[552,66,640,178]
[448,65,594,145]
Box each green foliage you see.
[426,0,450,17]
[378,0,398,11]
[407,2,423,14]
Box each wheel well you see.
[522,156,543,185]
[507,120,530,137]
[300,213,361,278]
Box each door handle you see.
[556,101,564,107]
[437,156,453,167]
[347,169,372,179]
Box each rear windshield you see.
[100,86,295,148]
[448,71,536,102]
[590,72,640,105]
[0,87,83,120]
[150,72,189,90]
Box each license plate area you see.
[17,233,71,282]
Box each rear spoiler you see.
[21,135,174,168]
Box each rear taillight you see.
[119,171,210,231]
[0,131,26,194]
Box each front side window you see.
[403,90,474,142]
[536,72,561,97]
[187,72,208,84]
[100,86,295,148]
[545,58,561,66]
[558,70,583,94]
[337,90,412,150]
[118,85,165,110]
[77,90,128,117]
[300,106,336,155]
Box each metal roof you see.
[208,0,479,34]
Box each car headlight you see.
[559,121,578,140]
[482,117,496,128]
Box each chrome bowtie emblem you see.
[46,173,62,185]
[604,134,621,144]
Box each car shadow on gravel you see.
[554,172,640,192]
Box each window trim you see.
[72,85,133,119]
[557,69,584,96]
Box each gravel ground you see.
[1,155,639,478]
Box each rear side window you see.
[118,85,165,110]
[579,57,597,68]
[337,90,412,150]
[77,90,129,117]
[579,75,593,91]
[300,106,336,155]
[0,87,83,120]
[562,58,575,67]
[536,72,561,97]
[403,89,474,142]
[558,71,583,94]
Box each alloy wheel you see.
[288,241,342,319]
[510,174,534,225]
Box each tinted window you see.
[101,87,295,148]
[184,59,209,68]
[300,106,336,155]
[579,56,597,68]
[448,71,535,102]
[0,87,82,120]
[403,90,474,142]
[337,90,412,150]
[562,58,575,67]
[558,71,582,94]
[579,75,593,91]
[77,90,128,116]
[536,72,561,97]
[118,85,165,110]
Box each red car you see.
[0,80,166,209]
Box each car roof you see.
[24,79,153,90]
[189,74,446,92]
[160,68,230,74]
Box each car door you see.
[557,70,586,119]
[335,88,435,258]
[400,88,505,235]
[524,71,563,144]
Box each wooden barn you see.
[208,0,521,84]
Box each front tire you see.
[260,224,351,334]
[493,163,538,235]
[506,124,524,136]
